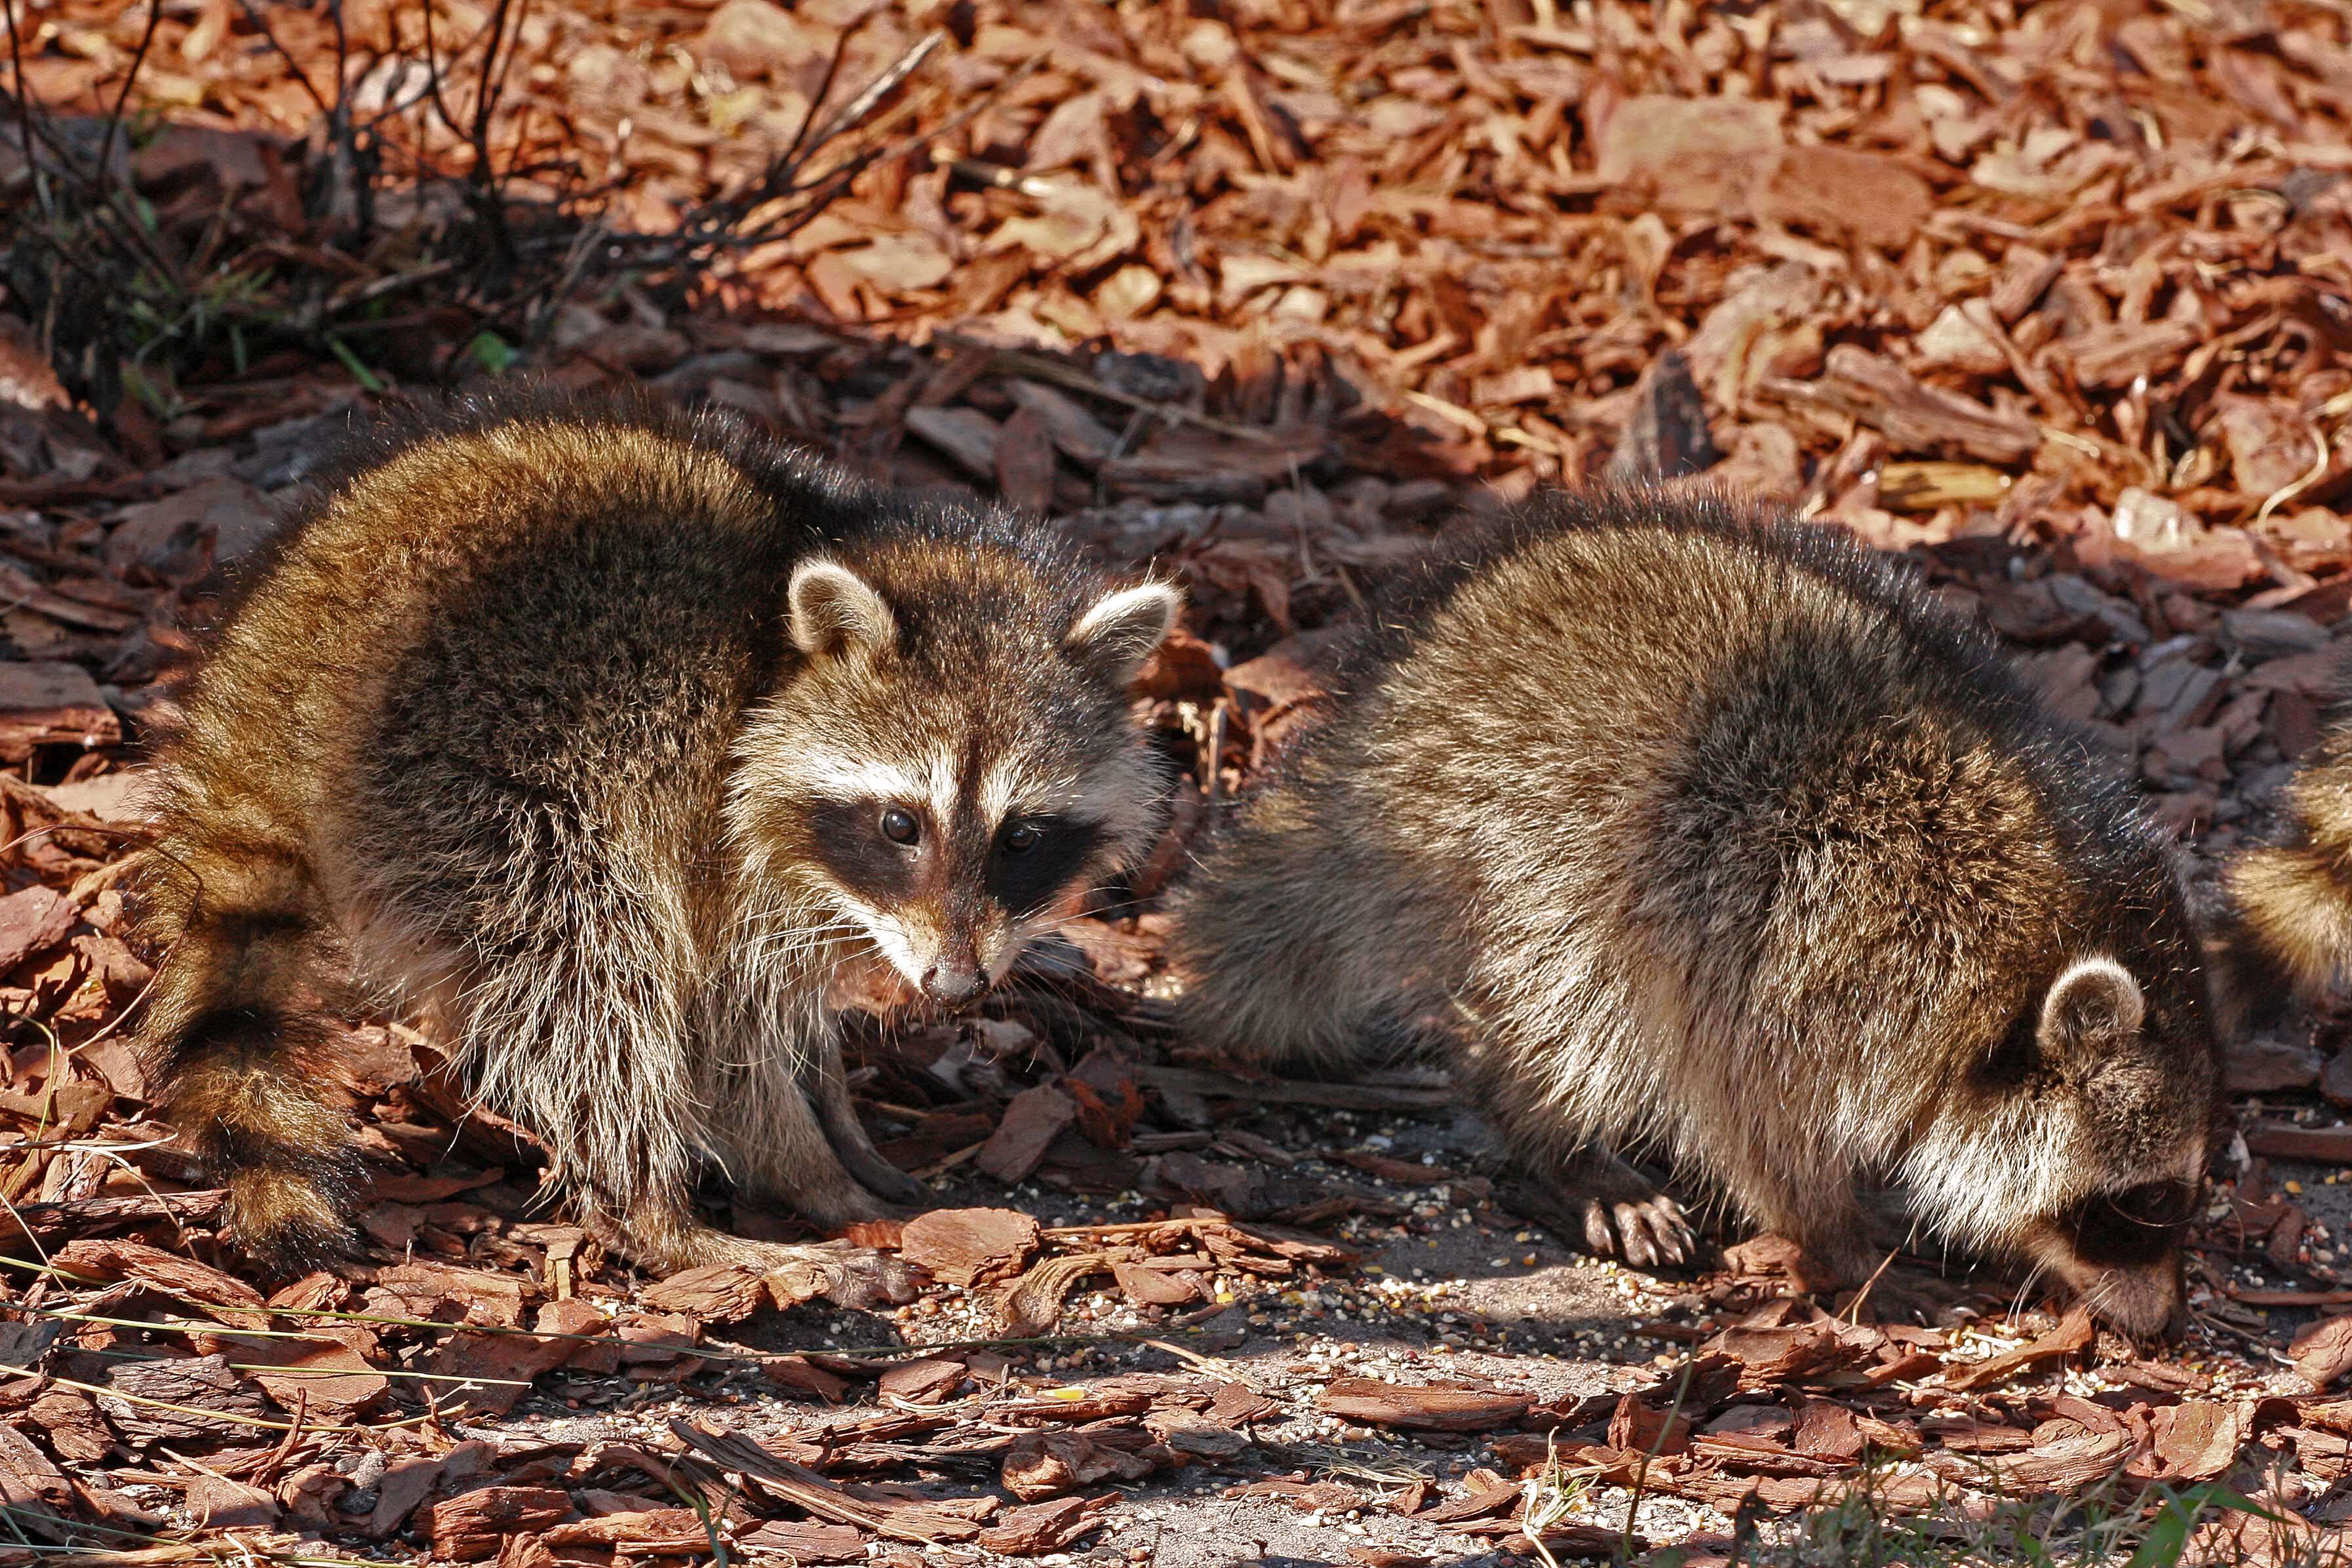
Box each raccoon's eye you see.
[880,807,921,846]
[2107,1180,2196,1230]
[1000,822,1042,855]
[2060,1179,2198,1270]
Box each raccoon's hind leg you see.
[1168,801,1434,1074]
[131,844,365,1270]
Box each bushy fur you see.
[2216,657,2352,1036]
[1170,490,2218,1336]
[132,384,1178,1285]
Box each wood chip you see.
[1944,1308,2096,1392]
[977,1084,1078,1185]
[899,1206,1042,1286]
[0,661,120,762]
[1316,1379,1532,1432]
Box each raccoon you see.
[2216,661,2352,1035]
[132,387,1179,1295]
[1170,490,2217,1337]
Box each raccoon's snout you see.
[2052,1254,2187,1341]
[922,956,987,1006]
[2027,1179,2199,1339]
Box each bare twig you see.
[94,0,167,199]
[229,0,332,120]
[0,0,47,220]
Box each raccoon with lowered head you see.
[1171,490,2218,1336]
[133,387,1179,1295]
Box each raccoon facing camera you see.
[129,386,1179,1301]
[1168,489,2220,1339]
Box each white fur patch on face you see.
[787,753,938,807]
[833,891,933,989]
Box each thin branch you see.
[229,0,332,121]
[0,0,46,220]
[764,12,871,195]
[94,0,165,199]
[796,28,943,183]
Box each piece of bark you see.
[1607,349,1721,482]
[738,1520,867,1562]
[0,1424,71,1514]
[899,1207,1041,1286]
[1112,1259,1201,1306]
[429,1487,576,1561]
[187,1472,280,1530]
[1316,1379,1532,1432]
[0,662,119,762]
[640,1261,768,1322]
[1702,1321,1876,1386]
[1417,1478,1520,1525]
[361,1456,446,1538]
[1923,1428,2132,1492]
[26,1392,111,1464]
[233,1334,387,1413]
[2146,1401,2251,1483]
[1754,146,1932,248]
[2296,1314,2352,1388]
[541,1508,707,1551]
[1145,1405,1249,1459]
[977,1085,1078,1185]
[1594,95,1784,214]
[97,1354,273,1441]
[1001,1428,1162,1500]
[2247,1122,2352,1162]
[0,564,137,633]
[0,884,78,975]
[1944,1308,2094,1392]
[876,1358,967,1403]
[975,1495,1110,1556]
[995,404,1057,516]
[670,1421,981,1542]
[903,406,1002,480]
[997,1251,1114,1337]
[2227,1034,2326,1093]
[431,1299,604,1417]
[1814,345,2040,463]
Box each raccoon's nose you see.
[921,961,987,1007]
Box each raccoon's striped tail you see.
[131,843,363,1270]
[2217,842,2352,1036]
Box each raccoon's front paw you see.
[1508,1147,1700,1270]
[1584,1192,1698,1269]
[747,1240,923,1310]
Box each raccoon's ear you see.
[1066,580,1182,684]
[2037,956,2147,1065]
[789,559,897,659]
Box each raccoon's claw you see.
[1588,1194,1697,1268]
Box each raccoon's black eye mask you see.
[2060,1180,2197,1268]
[989,815,1105,915]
